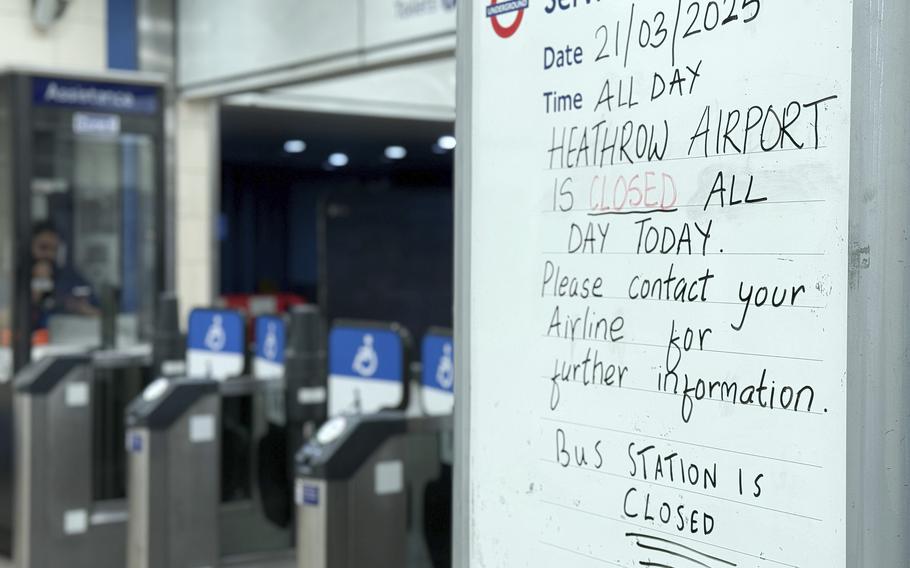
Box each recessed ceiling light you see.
[437,135,456,151]
[384,145,407,160]
[328,152,349,167]
[284,139,306,154]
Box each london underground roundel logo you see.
[486,0,529,39]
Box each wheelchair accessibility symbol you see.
[204,315,227,352]
[435,343,454,390]
[352,334,379,377]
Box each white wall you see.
[0,0,106,70]
[178,0,456,94]
[179,0,360,88]
[227,57,457,122]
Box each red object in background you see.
[32,329,49,346]
[2,328,49,347]
[221,293,307,318]
[222,293,307,340]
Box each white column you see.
[0,0,106,70]
[174,98,218,328]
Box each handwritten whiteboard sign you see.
[463,2,850,567]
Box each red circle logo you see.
[488,0,526,39]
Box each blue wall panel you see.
[108,0,138,70]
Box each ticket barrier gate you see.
[127,377,301,568]
[13,295,182,568]
[295,325,453,568]
[15,348,151,568]
[128,377,306,567]
[295,412,453,568]
[127,306,326,568]
[218,377,297,563]
[126,378,220,568]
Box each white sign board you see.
[464,2,851,567]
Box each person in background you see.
[30,259,56,330]
[30,221,99,328]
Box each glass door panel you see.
[29,111,158,355]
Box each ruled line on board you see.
[543,375,827,418]
[540,251,826,257]
[538,458,823,522]
[540,500,801,568]
[589,208,680,217]
[539,293,826,311]
[540,334,825,364]
[621,339,824,363]
[540,540,628,567]
[605,295,824,310]
[543,145,830,173]
[537,416,823,469]
[540,199,828,215]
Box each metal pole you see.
[847,0,910,564]
[453,1,474,566]
[284,305,326,469]
[152,292,183,376]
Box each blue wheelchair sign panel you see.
[187,309,245,380]
[254,316,285,380]
[421,332,454,415]
[328,326,404,417]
